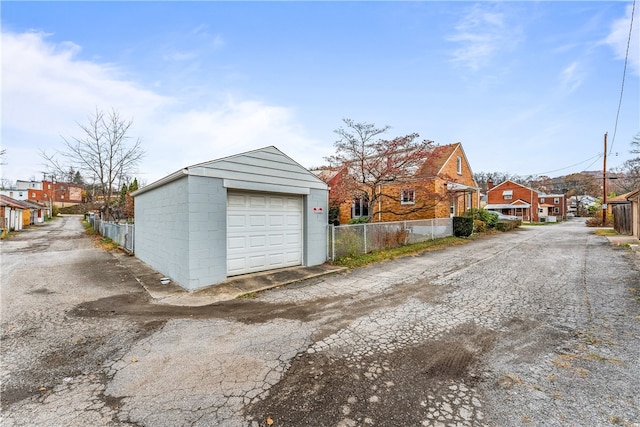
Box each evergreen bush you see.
[453,216,474,237]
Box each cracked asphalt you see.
[1,215,639,426]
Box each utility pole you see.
[602,132,607,225]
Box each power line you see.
[524,153,603,176]
[609,0,636,156]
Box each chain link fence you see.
[89,216,135,253]
[328,218,453,260]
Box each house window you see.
[352,197,369,218]
[401,188,415,205]
[32,192,36,198]
[503,190,512,200]
[540,198,545,203]
[554,207,559,213]
[456,156,462,175]
[554,197,559,204]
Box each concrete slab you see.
[604,234,640,256]
[115,252,346,306]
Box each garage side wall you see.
[186,175,227,290]
[134,177,190,287]
[305,188,329,266]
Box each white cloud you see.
[560,61,584,93]
[1,30,322,185]
[447,3,521,71]
[602,3,640,76]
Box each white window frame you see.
[554,197,559,204]
[456,156,462,175]
[503,190,513,200]
[352,197,369,218]
[401,188,415,205]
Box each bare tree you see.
[326,119,442,220]
[616,132,640,192]
[42,108,144,219]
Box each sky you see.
[2,1,639,187]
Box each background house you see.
[567,195,598,216]
[132,146,329,291]
[486,180,567,222]
[323,142,479,224]
[0,195,46,231]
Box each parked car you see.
[487,211,519,221]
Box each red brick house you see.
[486,180,566,222]
[320,143,480,224]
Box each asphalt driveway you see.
[1,216,639,426]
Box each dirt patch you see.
[69,276,449,325]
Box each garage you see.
[132,146,328,291]
[227,191,303,276]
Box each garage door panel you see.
[249,195,267,207]
[249,215,266,227]
[227,215,246,228]
[227,257,246,273]
[249,255,267,268]
[227,191,303,276]
[249,235,266,248]
[285,232,301,244]
[268,233,284,246]
[228,236,246,250]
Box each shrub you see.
[453,216,474,237]
[466,208,498,228]
[329,206,340,225]
[585,214,613,227]
[348,216,370,224]
[495,220,517,232]
[473,219,487,233]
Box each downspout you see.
[378,184,381,222]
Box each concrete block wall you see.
[305,188,329,266]
[185,176,227,290]
[134,177,190,287]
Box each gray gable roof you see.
[133,146,327,196]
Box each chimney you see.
[487,180,494,190]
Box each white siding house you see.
[132,146,329,291]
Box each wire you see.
[524,153,603,176]
[609,0,636,156]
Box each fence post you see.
[329,224,336,261]
[363,223,367,254]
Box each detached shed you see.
[132,146,329,291]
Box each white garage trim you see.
[227,191,303,276]
[223,179,310,195]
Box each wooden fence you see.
[613,203,632,235]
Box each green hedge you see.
[495,220,517,232]
[453,216,474,237]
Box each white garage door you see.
[227,191,303,276]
